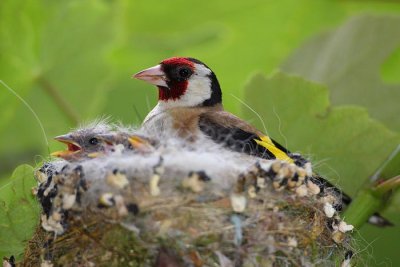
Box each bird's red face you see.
[134,57,222,107]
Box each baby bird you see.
[52,123,111,161]
[97,131,155,153]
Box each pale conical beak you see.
[133,64,168,87]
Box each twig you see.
[36,76,80,125]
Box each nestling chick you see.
[52,123,111,160]
[97,131,155,153]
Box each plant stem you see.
[342,189,381,229]
[36,76,80,125]
[343,176,400,228]
[374,175,400,195]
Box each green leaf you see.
[0,164,40,261]
[243,72,400,196]
[381,47,400,84]
[281,15,400,132]
[386,187,400,216]
[0,0,117,172]
[369,145,400,183]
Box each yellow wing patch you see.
[254,136,294,163]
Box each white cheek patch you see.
[181,79,211,105]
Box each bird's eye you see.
[89,137,99,145]
[178,68,191,78]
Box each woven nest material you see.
[23,129,355,267]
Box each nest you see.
[21,125,355,267]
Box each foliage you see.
[0,165,40,260]
[282,15,400,132]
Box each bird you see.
[51,124,112,160]
[133,57,392,227]
[96,131,156,154]
[52,125,156,161]
[133,57,295,161]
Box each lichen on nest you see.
[24,124,355,267]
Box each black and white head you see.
[133,57,222,108]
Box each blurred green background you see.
[1,0,399,265]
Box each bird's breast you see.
[142,111,171,138]
[142,106,204,142]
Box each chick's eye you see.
[178,68,191,78]
[89,137,99,145]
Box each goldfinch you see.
[133,57,392,227]
[133,57,315,163]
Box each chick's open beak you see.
[133,64,168,87]
[51,134,82,157]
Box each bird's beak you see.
[133,64,168,87]
[128,135,153,153]
[51,134,82,158]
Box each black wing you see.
[199,115,277,159]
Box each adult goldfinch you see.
[134,57,294,162]
[133,57,392,227]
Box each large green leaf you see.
[0,164,40,260]
[0,0,117,170]
[243,72,399,196]
[381,47,400,84]
[281,15,400,132]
